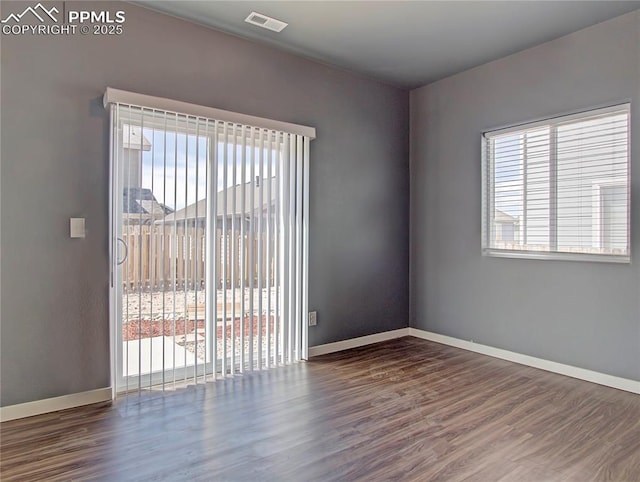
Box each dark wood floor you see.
[2,337,640,481]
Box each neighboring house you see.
[159,177,278,230]
[121,124,151,188]
[121,126,173,225]
[123,187,173,225]
[494,209,519,243]
[493,118,628,253]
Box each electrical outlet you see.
[308,311,317,326]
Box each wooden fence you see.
[122,225,273,291]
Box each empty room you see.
[1,1,639,480]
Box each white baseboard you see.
[409,328,640,395]
[0,387,112,422]
[4,327,638,422]
[309,328,410,357]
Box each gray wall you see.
[0,1,409,406]
[410,11,640,381]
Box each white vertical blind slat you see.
[123,105,131,394]
[221,122,229,376]
[182,116,189,385]
[266,131,273,368]
[172,112,179,389]
[109,104,117,397]
[302,137,310,360]
[161,113,168,389]
[248,126,255,371]
[295,135,303,361]
[274,134,283,366]
[240,125,247,373]
[194,116,201,383]
[287,135,296,364]
[148,115,155,390]
[257,128,265,369]
[209,120,219,382]
[231,125,237,375]
[137,111,145,394]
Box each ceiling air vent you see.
[244,12,288,33]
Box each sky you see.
[493,133,524,217]
[139,129,279,211]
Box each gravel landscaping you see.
[122,288,287,366]
[123,315,279,363]
[122,288,278,322]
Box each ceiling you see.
[135,1,640,89]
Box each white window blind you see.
[106,89,313,393]
[482,104,630,263]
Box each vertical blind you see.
[482,103,630,262]
[108,96,312,393]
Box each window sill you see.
[482,248,631,264]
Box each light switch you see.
[70,218,85,238]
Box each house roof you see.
[160,178,277,223]
[124,187,173,216]
[495,209,518,223]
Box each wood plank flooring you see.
[1,337,640,481]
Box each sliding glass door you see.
[109,102,309,393]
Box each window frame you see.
[481,103,631,264]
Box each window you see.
[482,104,630,262]
[106,88,315,392]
